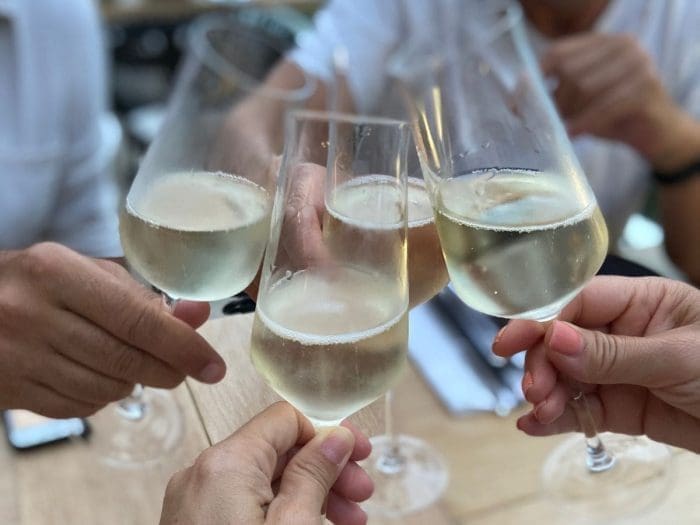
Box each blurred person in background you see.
[241,0,700,284]
[0,0,225,418]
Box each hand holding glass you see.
[396,2,670,520]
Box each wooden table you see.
[2,313,699,524]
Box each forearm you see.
[658,176,700,284]
[649,112,700,284]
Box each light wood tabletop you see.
[2,313,699,524]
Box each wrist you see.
[646,108,700,173]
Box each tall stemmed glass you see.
[90,12,314,467]
[396,2,671,521]
[328,45,451,517]
[360,144,451,518]
[250,110,410,429]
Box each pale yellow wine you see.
[324,175,448,307]
[250,265,408,426]
[120,171,270,301]
[435,169,608,320]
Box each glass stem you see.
[118,384,146,421]
[570,390,616,473]
[376,390,405,475]
[116,292,178,422]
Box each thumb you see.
[172,300,211,328]
[545,321,674,387]
[267,426,354,522]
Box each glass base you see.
[361,434,449,518]
[89,388,184,468]
[542,432,673,522]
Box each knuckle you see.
[192,448,230,479]
[0,288,29,333]
[105,380,135,402]
[588,331,620,381]
[286,456,332,493]
[157,372,185,390]
[107,345,144,382]
[125,302,164,347]
[23,242,70,277]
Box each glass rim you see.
[187,12,316,104]
[287,109,409,129]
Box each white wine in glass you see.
[328,172,450,516]
[121,171,270,301]
[91,10,314,467]
[435,169,608,321]
[251,110,410,428]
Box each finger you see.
[281,162,332,269]
[542,36,618,78]
[331,461,374,502]
[492,320,545,357]
[268,426,355,522]
[37,352,134,405]
[51,310,185,388]
[57,258,226,383]
[544,320,698,389]
[556,276,662,330]
[341,420,372,461]
[516,409,578,437]
[218,402,316,481]
[172,301,210,329]
[565,67,646,136]
[540,33,606,75]
[546,41,621,116]
[532,381,570,425]
[518,389,700,454]
[24,381,103,418]
[325,491,368,525]
[522,340,557,404]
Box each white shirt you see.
[0,0,121,257]
[291,0,700,243]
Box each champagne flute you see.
[328,46,451,517]
[396,2,672,520]
[360,159,451,518]
[250,109,410,428]
[90,11,314,467]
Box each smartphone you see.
[2,409,89,450]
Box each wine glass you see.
[327,45,451,517]
[360,146,451,518]
[90,11,315,467]
[394,1,672,521]
[250,109,410,429]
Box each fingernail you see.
[198,362,226,383]
[548,321,584,357]
[522,371,534,396]
[320,427,354,465]
[516,413,529,431]
[493,325,508,346]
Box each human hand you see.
[160,401,373,525]
[0,242,226,418]
[493,276,700,453]
[542,33,700,172]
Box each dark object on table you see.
[223,292,256,315]
[598,253,660,277]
